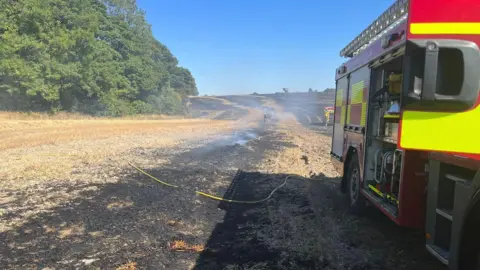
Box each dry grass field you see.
[0,117,232,151]
[0,105,261,189]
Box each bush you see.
[100,95,136,117]
[132,100,154,114]
[147,89,185,115]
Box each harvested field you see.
[0,119,232,151]
[0,95,446,269]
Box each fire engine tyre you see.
[460,232,480,270]
[459,199,480,270]
[346,154,365,214]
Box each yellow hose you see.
[129,162,179,188]
[128,162,290,204]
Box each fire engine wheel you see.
[459,201,480,270]
[346,154,365,214]
[460,230,480,270]
[476,252,480,270]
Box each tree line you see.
[0,0,198,116]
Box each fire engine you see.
[324,106,334,126]
[330,0,480,269]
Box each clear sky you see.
[137,0,394,96]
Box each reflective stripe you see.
[340,106,346,124]
[400,105,480,154]
[350,81,364,104]
[346,105,352,124]
[410,22,480,35]
[361,102,367,126]
[347,80,367,126]
[336,89,344,106]
[335,88,348,125]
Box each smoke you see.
[216,92,335,129]
[187,92,335,151]
[260,92,334,126]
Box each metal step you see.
[436,208,453,221]
[426,244,449,265]
[445,173,470,185]
[363,188,398,217]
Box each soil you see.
[0,94,446,270]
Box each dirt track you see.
[0,95,446,269]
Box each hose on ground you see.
[128,162,290,204]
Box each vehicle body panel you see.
[346,66,370,127]
[397,150,429,228]
[399,0,480,158]
[336,22,407,81]
[344,132,364,179]
[331,77,349,160]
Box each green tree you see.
[0,0,198,116]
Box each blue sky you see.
[137,0,394,96]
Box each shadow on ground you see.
[191,171,446,270]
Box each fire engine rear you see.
[330,1,480,269]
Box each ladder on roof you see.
[340,0,409,58]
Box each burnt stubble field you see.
[0,94,446,270]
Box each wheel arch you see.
[341,146,359,193]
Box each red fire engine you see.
[324,106,334,126]
[330,0,480,269]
